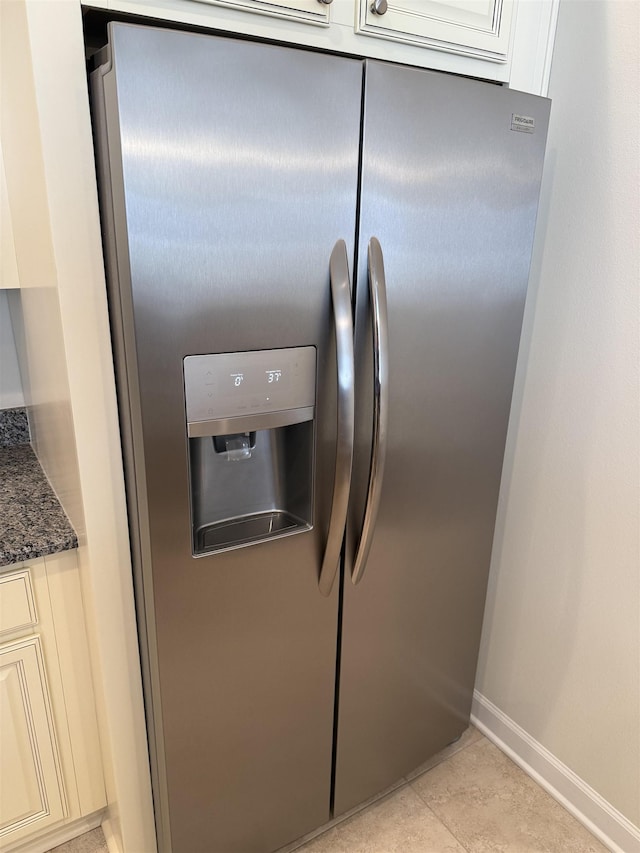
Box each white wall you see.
[1,4,157,852]
[0,291,24,409]
[476,0,639,830]
[1,2,85,529]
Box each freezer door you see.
[334,62,550,814]
[92,24,362,852]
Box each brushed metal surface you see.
[90,54,176,847]
[95,23,361,853]
[318,240,355,597]
[184,346,316,424]
[350,237,389,585]
[335,62,550,815]
[186,406,314,438]
[189,420,314,555]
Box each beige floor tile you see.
[48,828,108,853]
[411,738,607,852]
[297,786,467,853]
[281,780,407,853]
[405,725,485,781]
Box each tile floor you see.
[49,729,607,853]
[49,828,108,853]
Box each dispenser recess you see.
[184,347,316,556]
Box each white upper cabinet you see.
[191,0,331,26]
[357,0,513,61]
[86,0,558,94]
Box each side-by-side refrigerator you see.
[91,22,549,853]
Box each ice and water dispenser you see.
[184,347,316,555]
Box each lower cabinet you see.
[0,554,106,853]
[0,637,66,844]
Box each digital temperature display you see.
[184,347,316,425]
[228,369,282,388]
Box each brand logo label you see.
[511,113,535,133]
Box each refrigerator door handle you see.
[318,240,355,596]
[351,237,390,586]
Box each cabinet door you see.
[190,0,331,26]
[0,636,66,845]
[357,0,514,61]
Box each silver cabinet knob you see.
[317,0,333,5]
[370,0,388,13]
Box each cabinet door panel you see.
[190,0,331,26]
[358,0,514,60]
[0,637,66,844]
[0,569,37,638]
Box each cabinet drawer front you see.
[0,570,38,637]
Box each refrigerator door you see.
[92,24,362,852]
[334,62,550,814]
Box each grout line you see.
[290,734,484,852]
[406,753,474,853]
[279,778,407,852]
[284,728,483,851]
[417,799,473,853]
[408,780,470,852]
[471,695,637,853]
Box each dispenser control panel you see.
[184,347,316,425]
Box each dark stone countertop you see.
[0,406,30,447]
[0,443,78,568]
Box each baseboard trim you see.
[101,815,124,853]
[2,811,104,853]
[471,691,640,853]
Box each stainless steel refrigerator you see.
[91,21,549,853]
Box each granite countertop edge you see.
[0,439,79,569]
